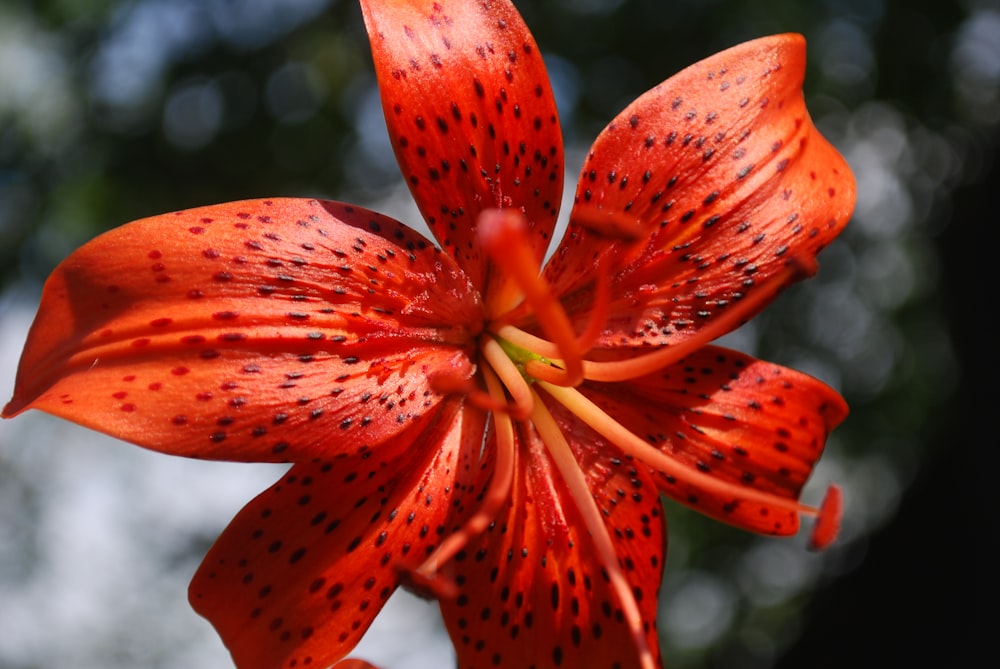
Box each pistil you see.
[478,209,585,386]
[490,247,612,365]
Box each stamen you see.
[492,324,560,359]
[540,382,831,531]
[478,209,584,386]
[403,365,517,599]
[480,336,534,420]
[427,337,535,420]
[490,253,612,378]
[575,210,648,244]
[529,389,659,669]
[807,484,843,551]
[551,255,819,384]
[524,357,579,385]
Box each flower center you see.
[405,209,841,669]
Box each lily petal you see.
[361,0,564,294]
[190,398,488,669]
[3,198,481,462]
[580,346,847,536]
[440,419,664,669]
[542,34,854,348]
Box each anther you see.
[541,381,841,541]
[807,484,843,551]
[574,209,647,243]
[397,566,460,600]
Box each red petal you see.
[3,198,481,462]
[440,419,664,669]
[189,399,487,669]
[580,346,848,536]
[361,0,564,291]
[541,34,854,348]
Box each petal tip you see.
[2,396,29,419]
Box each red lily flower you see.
[2,1,854,668]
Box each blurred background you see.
[0,0,993,667]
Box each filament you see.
[480,336,534,420]
[428,373,511,415]
[528,255,818,385]
[529,389,659,669]
[539,381,837,531]
[492,324,560,359]
[405,364,517,598]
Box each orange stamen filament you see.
[480,336,534,420]
[490,249,613,368]
[529,389,658,669]
[530,255,818,385]
[524,357,581,385]
[540,382,836,530]
[479,209,584,386]
[410,365,517,595]
[492,324,561,360]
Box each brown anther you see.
[574,211,647,243]
[396,565,459,600]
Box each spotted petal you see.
[2,198,481,462]
[541,34,854,348]
[440,418,664,669]
[361,0,564,294]
[190,398,488,669]
[580,346,848,536]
